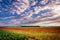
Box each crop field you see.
[0,27,60,40]
[0,30,28,40]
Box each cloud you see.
[9,0,29,14]
[0,0,2,2]
[0,0,60,26]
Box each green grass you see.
[0,30,60,40]
[0,30,28,40]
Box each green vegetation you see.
[21,26,40,27]
[0,30,28,40]
[0,26,40,28]
[0,30,60,40]
[0,26,60,28]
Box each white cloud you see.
[0,0,60,26]
[0,0,2,2]
[9,0,29,14]
[40,0,49,5]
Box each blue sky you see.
[0,0,60,26]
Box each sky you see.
[0,0,60,26]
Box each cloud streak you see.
[0,0,60,26]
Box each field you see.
[0,30,28,40]
[0,27,60,40]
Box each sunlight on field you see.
[6,29,60,40]
[0,28,60,40]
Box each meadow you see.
[0,27,60,40]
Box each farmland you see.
[0,30,28,40]
[0,27,60,40]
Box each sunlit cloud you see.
[0,0,60,26]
